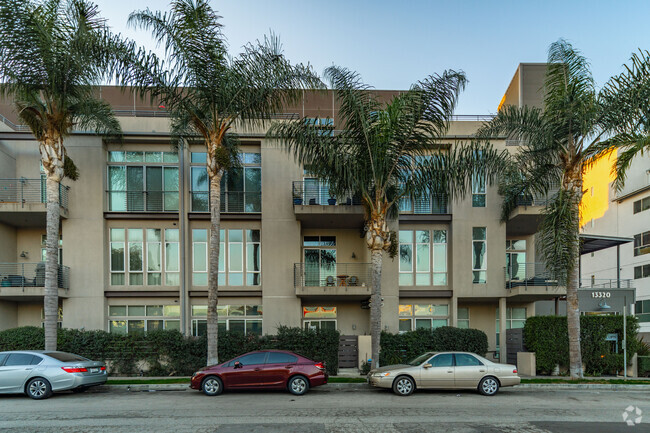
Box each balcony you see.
[0,263,70,301]
[291,181,364,228]
[505,262,564,301]
[190,191,261,213]
[0,178,69,227]
[506,191,557,236]
[106,190,179,213]
[293,262,372,299]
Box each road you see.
[0,385,648,432]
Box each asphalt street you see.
[0,385,648,432]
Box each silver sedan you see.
[0,351,107,399]
[368,351,520,396]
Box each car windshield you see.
[407,353,434,366]
[46,352,89,362]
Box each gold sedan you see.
[368,352,520,396]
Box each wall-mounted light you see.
[351,252,356,259]
[598,299,612,311]
[20,251,28,258]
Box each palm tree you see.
[127,0,321,366]
[0,0,124,350]
[270,66,506,368]
[598,50,650,191]
[479,39,649,379]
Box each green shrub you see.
[0,326,340,376]
[523,315,639,375]
[379,327,488,366]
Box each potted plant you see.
[327,197,336,205]
[293,188,303,205]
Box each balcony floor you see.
[0,203,69,227]
[0,286,69,302]
[294,204,365,229]
[295,284,371,300]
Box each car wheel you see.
[478,376,500,396]
[288,375,309,396]
[26,378,52,400]
[201,376,223,396]
[72,387,89,393]
[392,376,415,396]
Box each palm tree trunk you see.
[567,184,583,379]
[370,248,383,369]
[44,173,60,351]
[206,171,223,366]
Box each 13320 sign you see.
[591,291,611,298]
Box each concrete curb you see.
[97,382,650,393]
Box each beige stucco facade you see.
[0,81,565,363]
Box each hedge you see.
[523,315,640,375]
[379,327,488,366]
[0,326,340,376]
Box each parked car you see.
[0,351,107,399]
[368,351,520,396]
[190,350,328,396]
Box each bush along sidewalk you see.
[379,327,489,366]
[0,326,340,376]
[523,315,640,376]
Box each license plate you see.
[90,367,99,373]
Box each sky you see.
[94,0,650,115]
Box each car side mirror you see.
[234,361,242,369]
[422,363,432,369]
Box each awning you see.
[580,234,633,255]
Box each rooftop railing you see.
[0,263,70,290]
[294,263,371,288]
[0,178,69,210]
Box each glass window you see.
[236,352,267,366]
[457,307,470,329]
[192,305,207,316]
[246,320,262,336]
[472,227,487,283]
[399,318,412,333]
[128,306,145,316]
[110,320,127,334]
[128,320,145,335]
[0,353,7,366]
[108,151,125,162]
[429,353,453,367]
[45,353,88,362]
[266,352,298,364]
[191,152,207,164]
[163,305,180,317]
[109,306,126,316]
[472,170,486,207]
[6,354,42,366]
[399,304,413,316]
[455,353,483,366]
[246,305,263,316]
[147,305,163,316]
[414,304,433,316]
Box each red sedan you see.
[190,350,328,396]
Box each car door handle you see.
[479,369,486,372]
[254,368,261,371]
[447,370,453,373]
[24,368,33,371]
[284,366,293,369]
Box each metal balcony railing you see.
[506,262,633,290]
[0,178,69,210]
[294,263,371,288]
[190,191,261,213]
[291,181,360,206]
[0,263,70,290]
[506,262,557,289]
[400,194,448,214]
[515,186,560,207]
[107,191,179,212]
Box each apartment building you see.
[580,150,650,338]
[1,65,631,364]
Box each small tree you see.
[271,66,506,368]
[0,0,124,350]
[127,0,321,365]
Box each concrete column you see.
[499,297,507,362]
[451,296,458,327]
[554,297,560,315]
